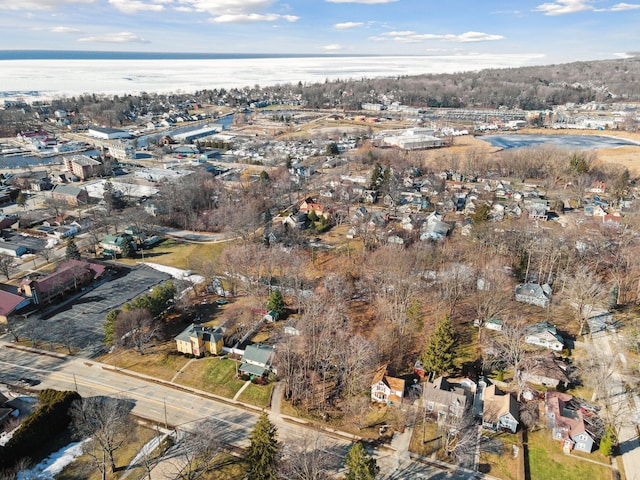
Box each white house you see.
[371,365,405,405]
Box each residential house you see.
[298,198,330,219]
[50,184,89,206]
[482,384,519,433]
[515,283,552,308]
[422,376,469,421]
[586,309,619,334]
[525,322,564,351]
[239,343,275,378]
[546,391,596,453]
[281,212,309,230]
[100,234,134,256]
[362,190,378,204]
[175,323,224,357]
[371,365,405,405]
[522,353,570,388]
[20,259,105,305]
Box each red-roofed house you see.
[20,259,106,305]
[545,391,595,453]
[0,289,31,324]
[298,198,331,219]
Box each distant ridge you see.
[0,50,380,61]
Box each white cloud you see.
[0,0,94,10]
[78,32,150,43]
[49,26,86,34]
[323,44,344,51]
[326,0,397,3]
[109,0,165,14]
[610,2,640,10]
[334,21,364,29]
[382,30,504,43]
[534,0,593,15]
[210,13,298,23]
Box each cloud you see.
[0,0,94,10]
[210,13,298,23]
[108,0,165,14]
[323,44,344,51]
[326,0,397,3]
[49,26,86,34]
[334,21,364,29]
[610,2,640,10]
[78,32,150,43]
[383,30,504,43]
[534,0,593,15]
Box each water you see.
[0,51,544,100]
[480,134,640,150]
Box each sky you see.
[0,0,639,66]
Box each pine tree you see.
[247,412,278,480]
[65,238,81,260]
[120,239,132,258]
[266,290,285,316]
[421,316,457,377]
[345,442,379,480]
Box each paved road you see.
[592,332,640,480]
[0,341,475,479]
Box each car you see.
[17,377,40,387]
[215,299,229,305]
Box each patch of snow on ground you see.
[126,434,165,471]
[17,439,88,479]
[141,262,204,284]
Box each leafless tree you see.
[166,423,225,480]
[564,265,608,336]
[0,254,16,280]
[278,433,335,480]
[70,396,132,476]
[114,308,161,355]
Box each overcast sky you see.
[1,0,638,65]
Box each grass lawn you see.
[100,344,191,382]
[117,239,228,271]
[176,356,246,398]
[237,382,274,409]
[58,422,158,480]
[204,453,248,479]
[409,419,441,458]
[478,431,520,480]
[527,430,611,480]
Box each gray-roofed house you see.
[515,283,552,308]
[422,376,469,421]
[175,324,224,357]
[525,321,564,351]
[240,343,275,378]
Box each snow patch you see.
[17,439,89,479]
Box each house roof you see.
[239,362,268,377]
[0,290,28,317]
[372,364,405,397]
[175,323,223,343]
[242,343,274,366]
[483,384,519,425]
[546,391,591,440]
[52,184,85,197]
[422,376,468,411]
[31,259,104,295]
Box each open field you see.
[117,239,228,271]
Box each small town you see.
[2,59,640,480]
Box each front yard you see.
[527,430,611,480]
[100,344,191,382]
[176,356,246,399]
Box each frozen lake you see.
[480,134,640,150]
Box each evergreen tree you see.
[65,238,81,260]
[421,316,457,376]
[369,162,382,190]
[120,239,132,258]
[266,290,286,316]
[246,412,278,480]
[345,442,379,480]
[104,309,120,346]
[16,191,26,209]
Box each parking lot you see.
[17,264,171,357]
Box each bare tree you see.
[564,265,607,336]
[70,396,132,476]
[278,433,335,480]
[0,254,16,280]
[166,422,225,480]
[114,308,162,355]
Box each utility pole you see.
[163,398,168,429]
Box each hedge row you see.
[0,389,81,471]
